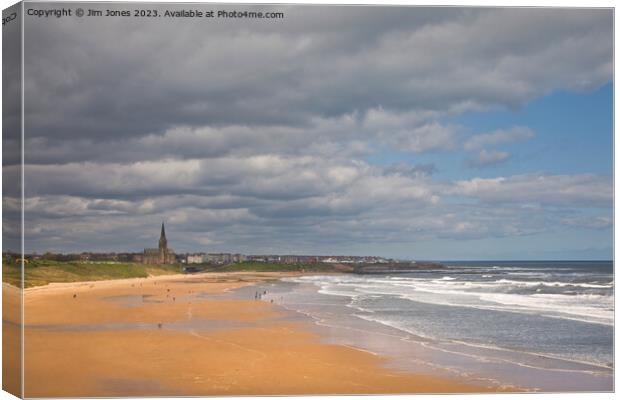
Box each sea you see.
[259,261,614,392]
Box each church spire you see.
[158,221,168,263]
[159,221,168,256]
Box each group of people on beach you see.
[254,289,276,303]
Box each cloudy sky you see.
[5,4,613,259]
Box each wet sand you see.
[18,272,502,397]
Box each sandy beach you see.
[16,272,501,397]
[2,283,21,397]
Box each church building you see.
[143,222,176,264]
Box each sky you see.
[3,4,613,260]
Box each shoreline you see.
[268,273,612,393]
[14,271,507,396]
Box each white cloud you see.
[393,122,459,153]
[466,149,511,168]
[449,174,612,207]
[464,126,535,151]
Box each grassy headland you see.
[2,259,336,288]
[3,257,442,288]
[3,258,183,288]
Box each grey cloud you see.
[23,7,611,144]
[22,156,440,208]
[560,216,613,230]
[21,110,457,166]
[18,157,612,254]
[12,5,613,255]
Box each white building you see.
[187,253,206,264]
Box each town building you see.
[187,253,206,264]
[232,253,247,263]
[207,253,232,265]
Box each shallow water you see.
[26,285,297,333]
[261,261,613,392]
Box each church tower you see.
[143,222,175,264]
[142,222,177,264]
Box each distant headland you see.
[3,223,443,288]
